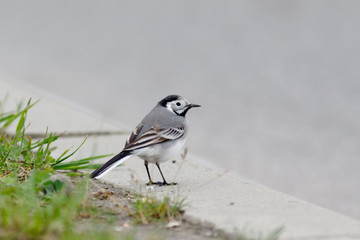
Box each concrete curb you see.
[1,78,360,240]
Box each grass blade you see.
[54,137,87,165]
[0,99,38,131]
[70,154,112,162]
[53,154,111,170]
[53,164,103,170]
[28,135,60,151]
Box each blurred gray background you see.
[1,1,360,219]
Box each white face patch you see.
[174,108,185,115]
[166,102,174,112]
[165,99,190,115]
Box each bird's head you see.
[159,95,201,116]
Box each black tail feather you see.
[90,151,131,178]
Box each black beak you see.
[180,103,201,116]
[188,103,201,108]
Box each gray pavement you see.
[2,78,360,240]
[1,1,360,220]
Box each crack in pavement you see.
[3,130,129,139]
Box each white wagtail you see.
[90,95,200,186]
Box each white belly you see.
[134,138,186,164]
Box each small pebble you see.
[166,221,181,228]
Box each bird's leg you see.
[144,161,153,186]
[156,162,177,186]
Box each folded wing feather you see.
[124,125,184,151]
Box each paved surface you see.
[1,1,360,220]
[2,79,360,240]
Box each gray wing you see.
[123,124,185,151]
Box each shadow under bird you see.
[90,95,201,186]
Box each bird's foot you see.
[161,181,177,186]
[146,181,161,186]
[146,181,177,186]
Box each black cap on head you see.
[158,95,181,107]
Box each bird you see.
[90,95,200,186]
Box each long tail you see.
[90,151,131,179]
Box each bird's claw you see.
[146,181,177,186]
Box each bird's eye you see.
[176,102,181,106]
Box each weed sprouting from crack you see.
[0,98,110,180]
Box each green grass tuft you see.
[0,170,128,240]
[1,171,78,239]
[0,99,109,180]
[0,98,125,239]
[130,194,185,224]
